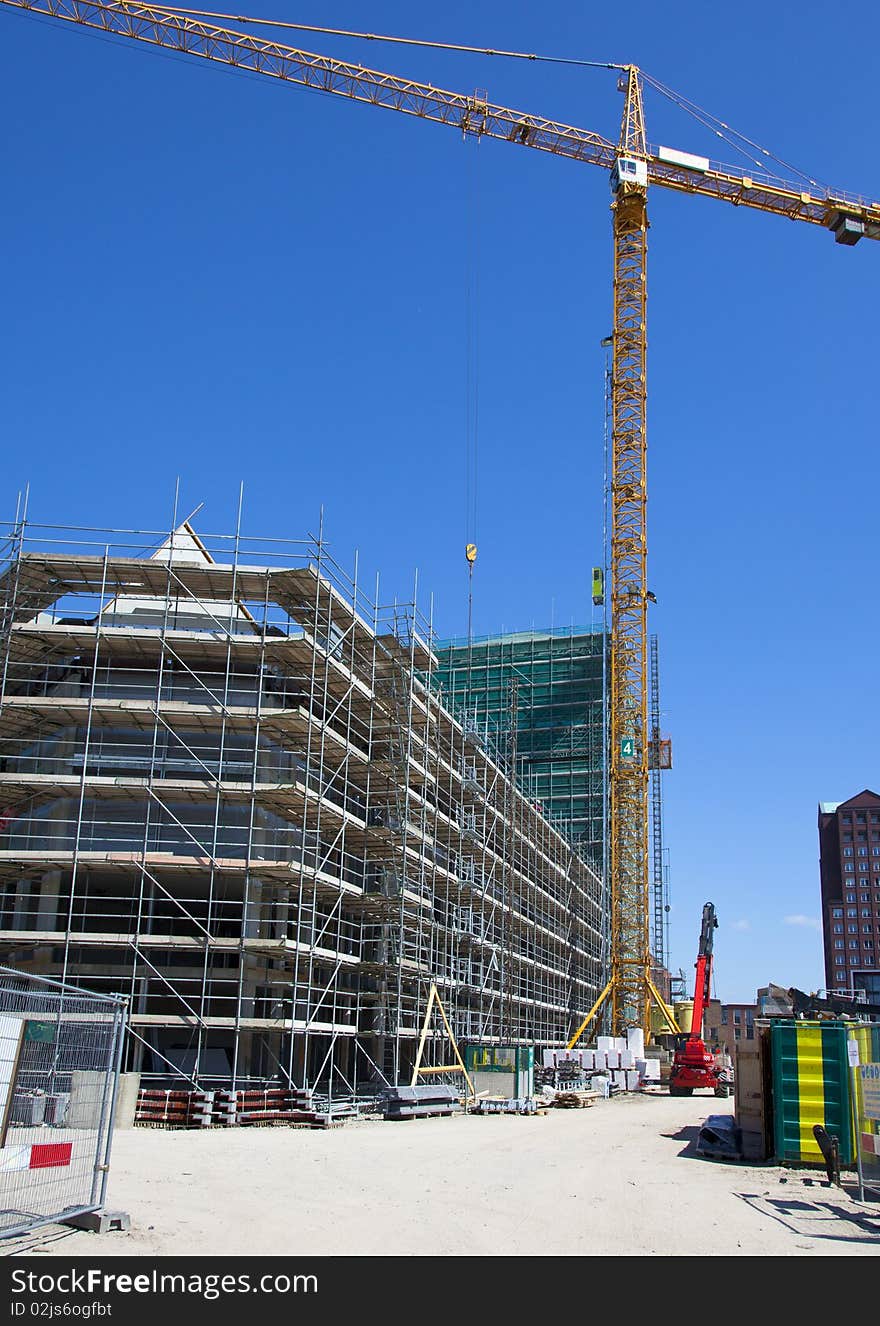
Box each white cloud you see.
[729,919,750,932]
[783,914,822,933]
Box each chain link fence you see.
[0,966,126,1239]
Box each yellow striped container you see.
[771,1021,880,1165]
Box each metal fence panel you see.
[0,967,126,1239]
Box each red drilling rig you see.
[669,902,730,1097]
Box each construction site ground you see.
[7,1094,880,1257]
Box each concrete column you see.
[13,878,30,928]
[36,870,61,930]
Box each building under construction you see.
[433,627,673,990]
[0,514,605,1094]
[433,629,606,871]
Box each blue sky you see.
[1,2,877,1002]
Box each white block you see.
[581,1049,595,1070]
[597,1036,614,1053]
[612,1070,627,1088]
[639,1057,660,1081]
[593,1051,607,1071]
[626,1027,645,1059]
[614,1037,627,1053]
[605,1049,620,1069]
[592,1075,610,1098]
[626,1070,640,1092]
[620,1049,635,1070]
[543,1050,555,1068]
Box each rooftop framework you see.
[0,513,605,1094]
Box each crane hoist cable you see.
[464,134,481,690]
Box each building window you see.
[721,1008,727,1025]
[836,955,845,965]
[847,892,856,902]
[842,815,852,824]
[859,847,868,856]
[863,906,872,914]
[832,907,843,917]
[833,924,843,934]
[860,863,869,872]
[845,864,854,872]
[873,847,880,856]
[848,908,858,917]
[848,925,858,933]
[857,815,866,825]
[835,940,844,948]
[844,847,854,857]
[849,940,859,949]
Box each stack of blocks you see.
[541,1028,659,1093]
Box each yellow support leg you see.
[646,977,680,1035]
[410,983,475,1099]
[567,979,614,1050]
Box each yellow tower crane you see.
[4,1,878,1036]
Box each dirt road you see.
[9,1094,880,1256]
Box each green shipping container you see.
[463,1045,534,1098]
[770,1020,879,1166]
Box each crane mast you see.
[3,0,878,1039]
[609,67,650,1029]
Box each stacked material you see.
[541,1053,581,1076]
[215,1088,304,1125]
[555,1060,588,1089]
[538,1052,589,1090]
[215,1088,355,1128]
[381,1085,462,1120]
[135,1089,215,1128]
[134,1086,354,1129]
[542,1049,582,1068]
[10,1090,70,1127]
[549,1090,596,1109]
[539,1029,660,1095]
[472,1097,538,1115]
[607,1069,642,1093]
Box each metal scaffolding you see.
[0,509,605,1097]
